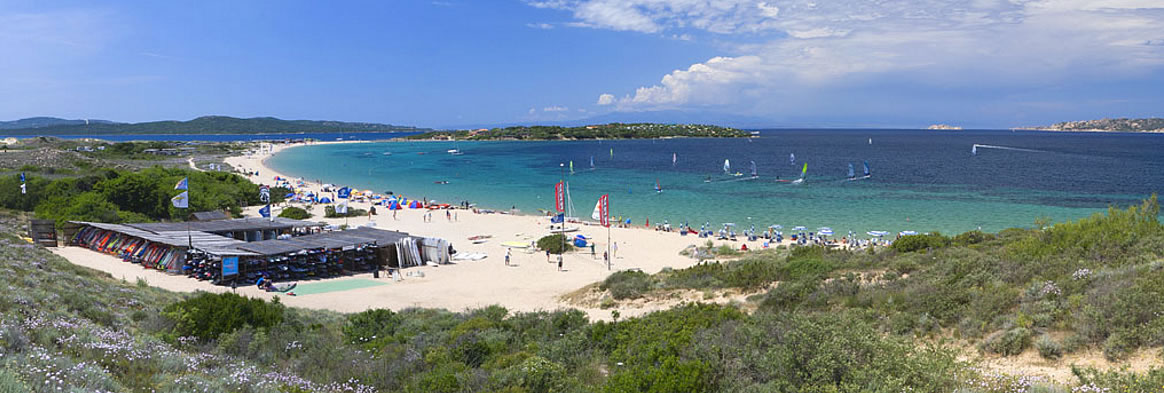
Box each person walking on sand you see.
[557,255,563,271]
[545,249,551,262]
[604,250,609,265]
[505,248,511,266]
[590,243,595,259]
[446,210,451,222]
[612,242,619,259]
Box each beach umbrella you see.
[409,200,422,209]
[819,228,834,236]
[319,197,332,204]
[723,223,736,227]
[769,224,783,229]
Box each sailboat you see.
[869,138,873,145]
[590,155,595,169]
[672,153,677,167]
[789,153,796,166]
[724,159,743,177]
[845,161,871,181]
[862,161,871,179]
[447,139,464,155]
[655,179,662,193]
[790,163,807,184]
[750,160,758,178]
[847,163,856,180]
[552,182,581,233]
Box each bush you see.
[323,205,367,218]
[891,233,950,253]
[278,206,312,220]
[344,308,401,348]
[600,270,653,300]
[1035,334,1062,360]
[536,234,574,255]
[981,327,1031,356]
[161,292,284,342]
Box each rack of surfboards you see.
[71,226,184,272]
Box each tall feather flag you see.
[554,181,565,213]
[595,194,609,227]
[174,177,188,190]
[171,191,189,208]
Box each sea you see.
[254,129,1164,237]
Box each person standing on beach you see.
[612,242,618,259]
[446,210,451,222]
[590,243,595,259]
[505,248,511,266]
[557,255,563,271]
[545,249,551,262]
[603,251,609,265]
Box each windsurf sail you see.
[655,179,662,192]
[672,152,677,166]
[789,153,795,166]
[863,161,871,177]
[750,161,757,177]
[723,159,731,175]
[971,145,977,156]
[610,148,613,158]
[869,138,873,145]
[800,163,807,178]
[569,160,574,175]
[590,155,595,168]
[848,163,855,178]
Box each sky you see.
[1,0,1162,129]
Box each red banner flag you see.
[599,194,609,227]
[554,181,565,213]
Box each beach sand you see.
[53,141,793,321]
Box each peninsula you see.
[0,115,428,135]
[406,123,750,140]
[1027,117,1164,133]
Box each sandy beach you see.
[53,140,792,321]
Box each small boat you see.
[724,159,743,177]
[750,161,758,178]
[790,163,807,184]
[434,181,450,184]
[382,152,393,156]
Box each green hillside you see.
[408,123,751,140]
[0,199,1161,392]
[0,116,427,135]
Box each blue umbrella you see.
[319,197,332,204]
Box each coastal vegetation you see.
[0,206,1161,392]
[0,116,427,135]
[407,123,750,140]
[278,206,313,220]
[0,167,272,226]
[1036,117,1164,132]
[537,234,575,254]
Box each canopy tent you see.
[867,231,889,237]
[899,230,918,236]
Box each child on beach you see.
[505,248,511,266]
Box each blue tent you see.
[319,197,333,204]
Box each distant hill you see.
[0,116,427,135]
[0,117,117,130]
[1034,117,1164,132]
[409,123,751,140]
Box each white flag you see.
[171,191,189,208]
[336,199,349,215]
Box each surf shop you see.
[66,218,454,286]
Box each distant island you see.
[1027,117,1164,133]
[926,124,962,130]
[406,123,750,140]
[0,116,427,135]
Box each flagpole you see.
[559,163,565,267]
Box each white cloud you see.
[528,107,537,115]
[543,105,568,112]
[526,22,555,29]
[539,0,1164,112]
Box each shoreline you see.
[56,139,796,321]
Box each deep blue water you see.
[266,129,1164,236]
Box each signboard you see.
[222,256,239,277]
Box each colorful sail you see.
[800,163,807,178]
[655,179,662,192]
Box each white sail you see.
[672,153,677,166]
[723,159,730,174]
[591,198,602,220]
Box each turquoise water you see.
[266,130,1164,236]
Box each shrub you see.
[600,270,653,300]
[323,205,367,218]
[891,233,950,253]
[344,308,401,347]
[981,327,1031,356]
[161,292,284,342]
[1035,334,1062,360]
[536,234,574,255]
[278,206,312,220]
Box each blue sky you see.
[1,0,1162,128]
